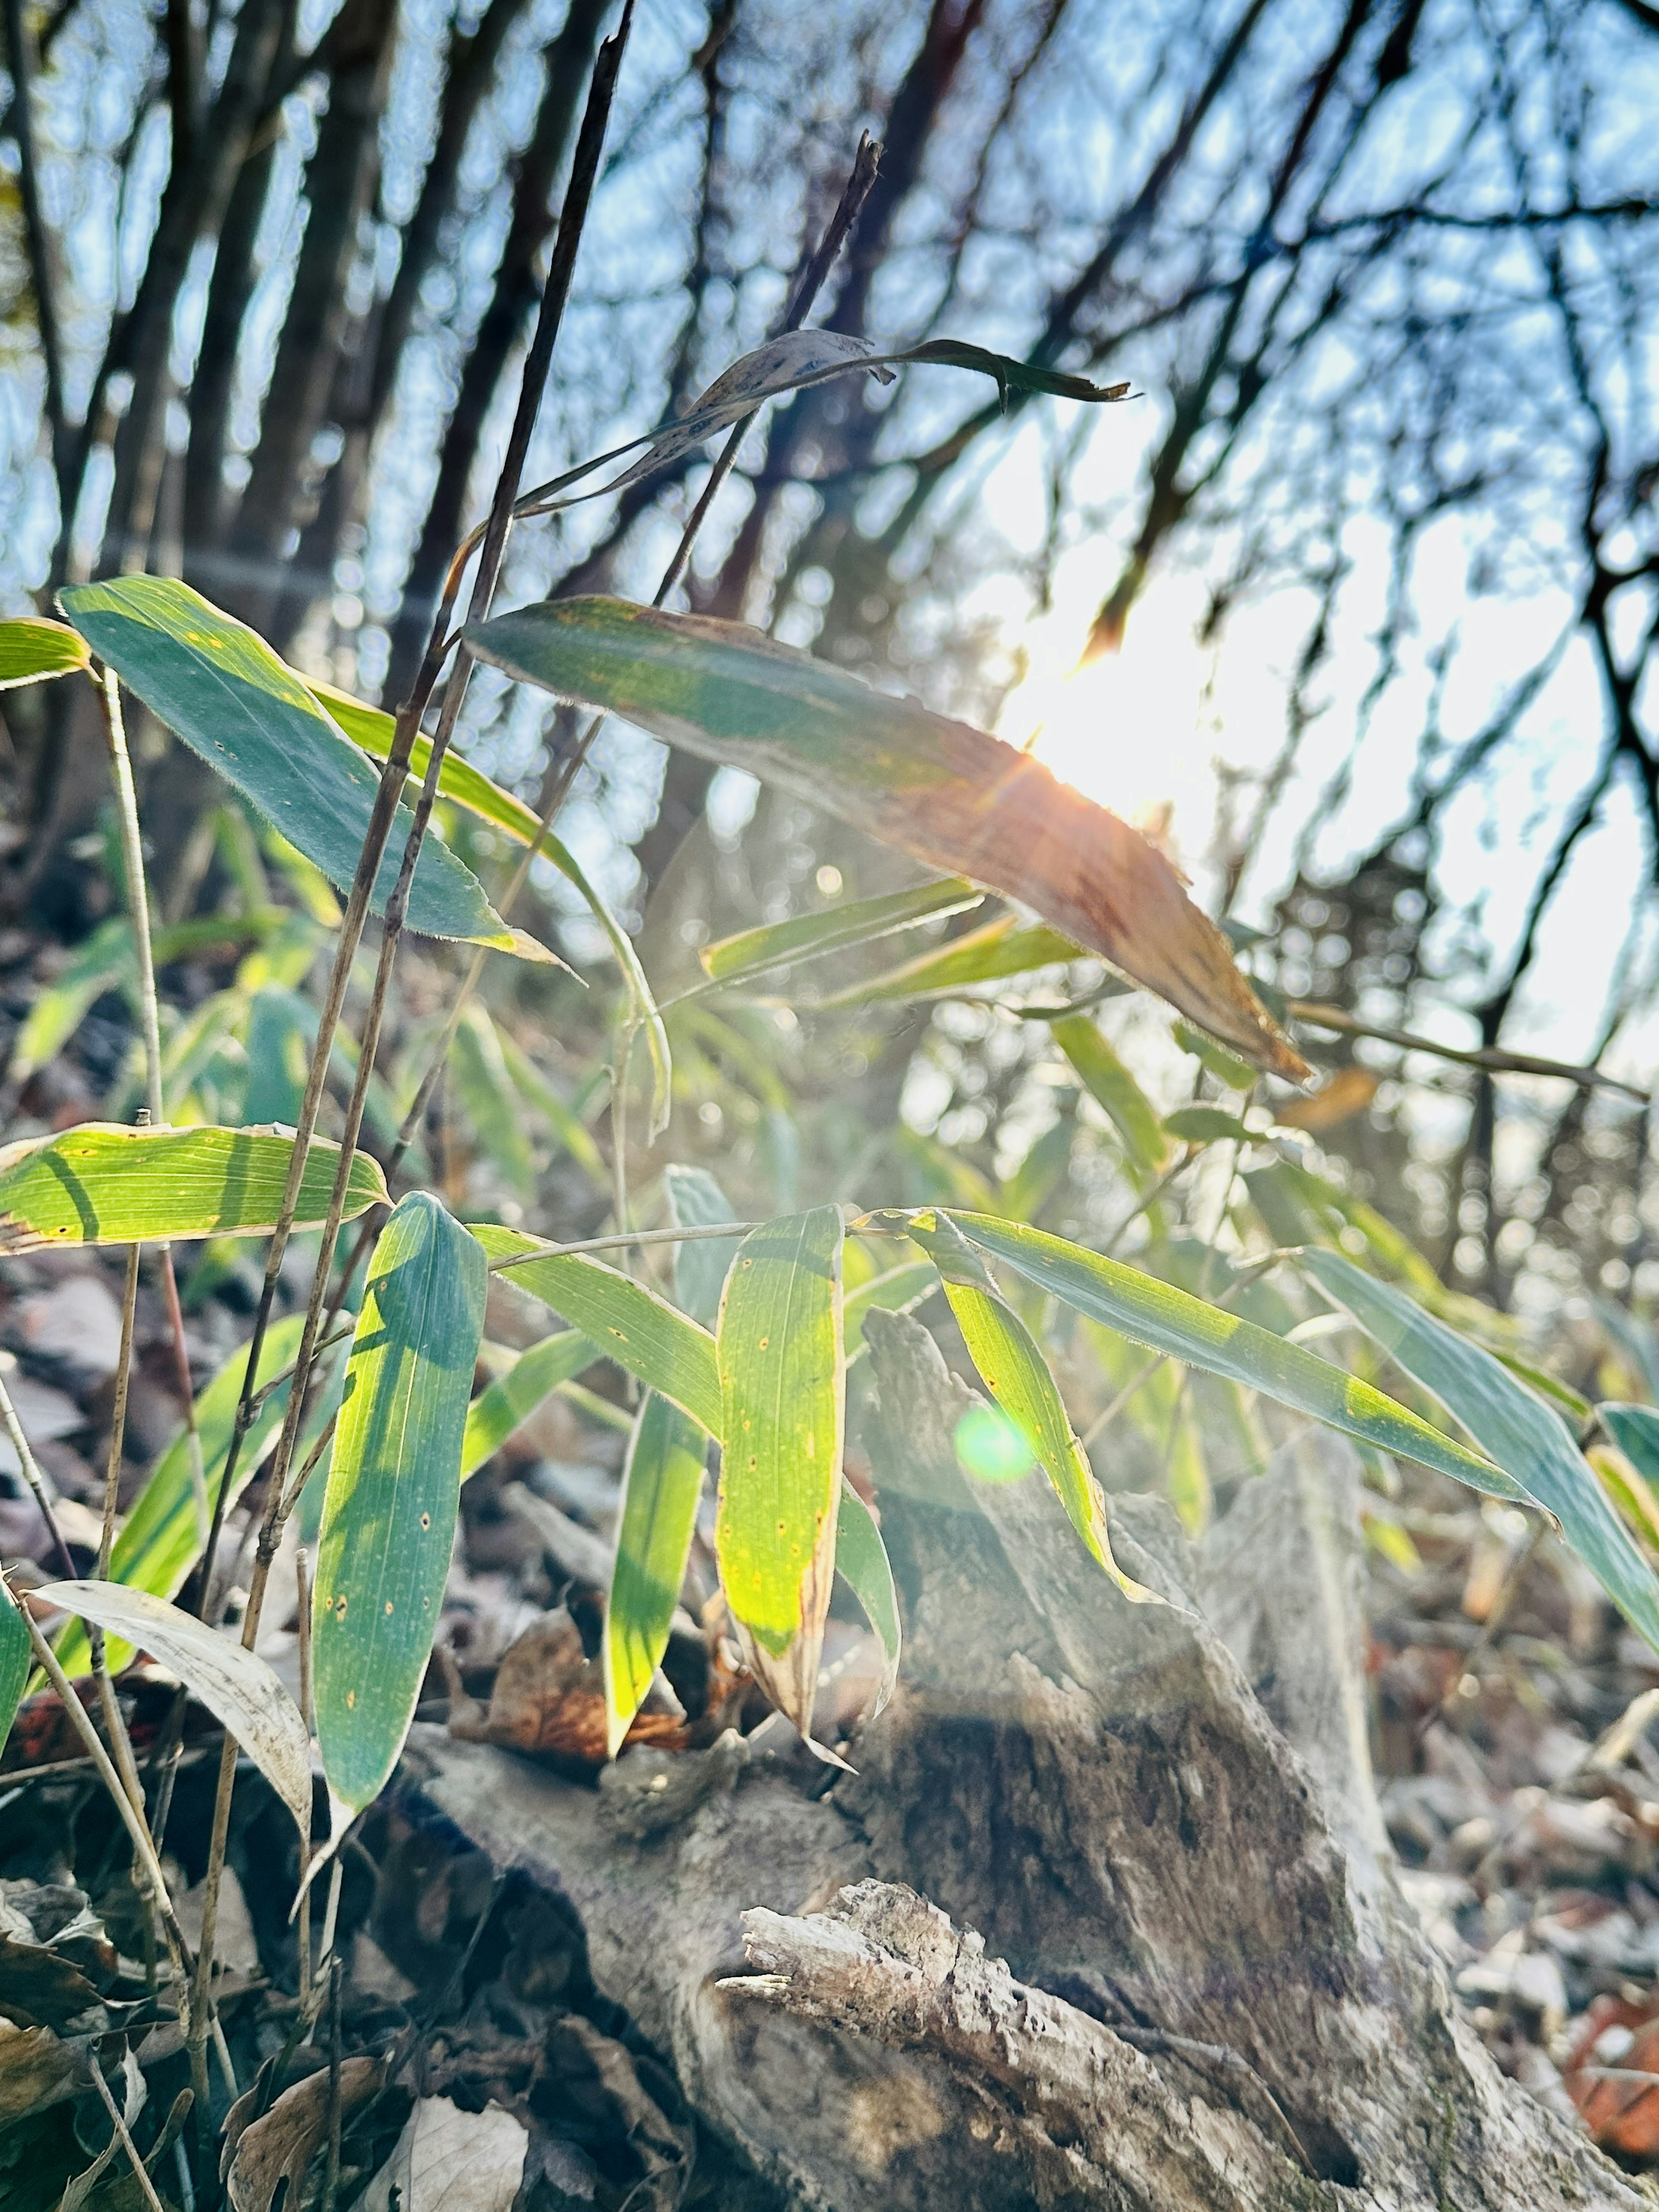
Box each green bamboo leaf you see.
[833,1479,900,1716]
[843,1260,939,1356]
[1597,1304,1659,1405]
[474,1225,722,1432]
[0,617,90,690]
[243,987,312,1127]
[0,1124,388,1251]
[51,1315,309,1679]
[938,1210,1515,1496]
[715,1206,845,1733]
[1300,1248,1659,1653]
[700,877,982,988]
[1173,1021,1258,1091]
[1246,1158,1443,1300]
[313,1194,488,1811]
[57,578,542,958]
[1604,1404,1659,1485]
[664,1163,742,1325]
[0,1592,29,1749]
[461,1329,597,1479]
[464,597,1309,1079]
[910,1218,1144,1595]
[603,1391,707,1754]
[817,914,1081,1008]
[40,1582,312,1839]
[1163,1106,1248,1146]
[1051,1015,1168,1180]
[544,826,671,1139]
[451,1004,536,1199]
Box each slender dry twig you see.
[89,2054,170,2212]
[1288,1001,1649,1102]
[320,1955,344,2212]
[0,1368,78,1579]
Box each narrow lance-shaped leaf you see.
[1051,1015,1169,1181]
[38,1582,313,1840]
[52,1314,310,1678]
[57,578,547,958]
[313,1195,488,1812]
[0,617,91,690]
[451,1004,536,1200]
[461,1330,597,1480]
[603,1392,707,1756]
[507,330,1130,520]
[0,1589,29,1750]
[715,1207,845,1735]
[0,1124,388,1251]
[699,877,982,988]
[833,1479,900,1718]
[1299,1248,1659,1655]
[936,1211,1518,1497]
[815,914,1082,1009]
[466,597,1306,1079]
[1602,1404,1659,1487]
[911,1217,1148,1598]
[474,1225,722,1432]
[664,1163,743,1325]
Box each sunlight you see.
[1001,577,1220,862]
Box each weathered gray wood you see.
[404,1311,1646,2210]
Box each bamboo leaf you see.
[313,1195,488,1812]
[451,1005,536,1199]
[700,877,982,987]
[1163,1106,1248,1146]
[51,1314,310,1679]
[664,1163,742,1325]
[938,1211,1516,1495]
[38,1582,312,1839]
[1173,1021,1259,1091]
[57,578,543,957]
[0,1593,28,1749]
[0,617,90,690]
[461,1330,597,1479]
[843,1259,939,1356]
[910,1217,1144,1596]
[1300,1248,1659,1654]
[715,1206,845,1734]
[474,1225,722,1432]
[833,1479,900,1717]
[1602,1404,1659,1486]
[1051,1015,1169,1180]
[603,1392,707,1754]
[464,597,1309,1078]
[495,1029,606,1181]
[815,915,1082,1007]
[0,1124,388,1251]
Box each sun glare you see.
[1001,581,1220,860]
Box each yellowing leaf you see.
[0,617,90,691]
[715,1207,845,1733]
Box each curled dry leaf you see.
[359,2095,528,2212]
[221,2055,381,2212]
[449,1609,686,1763]
[466,598,1308,1080]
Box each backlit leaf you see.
[57,577,535,955]
[603,1392,707,1754]
[1163,1106,1248,1146]
[464,597,1309,1078]
[475,1225,722,1432]
[461,1330,597,1479]
[0,617,90,690]
[833,1480,900,1717]
[0,1124,388,1251]
[843,1259,938,1356]
[815,914,1081,1007]
[715,1206,845,1733]
[1603,1404,1659,1487]
[664,1163,742,1325]
[39,1582,312,1839]
[938,1211,1515,1495]
[1051,1015,1168,1180]
[700,876,982,987]
[313,1194,488,1811]
[1301,1248,1659,1654]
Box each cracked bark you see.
[403,1309,1642,2209]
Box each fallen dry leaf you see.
[221,2054,381,2212]
[1275,1066,1379,1131]
[1564,1992,1659,2156]
[358,2094,527,2212]
[449,1609,686,1763]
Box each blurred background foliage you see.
[1,0,1658,1388]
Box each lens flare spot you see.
[954,1404,1036,1486]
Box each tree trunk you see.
[402,1311,1641,2209]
